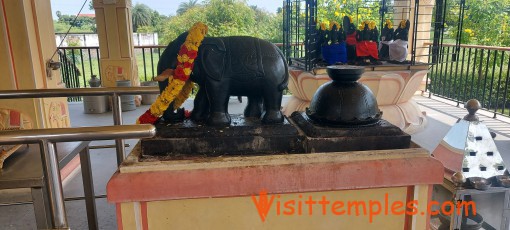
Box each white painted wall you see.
[55,33,158,47]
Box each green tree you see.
[203,0,256,36]
[132,3,153,32]
[177,0,200,15]
[160,7,207,44]
[54,12,96,33]
[317,0,381,27]
[444,0,510,46]
[159,0,282,44]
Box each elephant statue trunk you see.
[157,32,289,127]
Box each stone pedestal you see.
[109,113,440,229]
[108,143,443,230]
[140,114,411,157]
[141,115,303,157]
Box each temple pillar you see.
[92,0,139,88]
[393,0,435,63]
[0,0,70,129]
[414,0,435,63]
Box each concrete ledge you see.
[107,145,444,203]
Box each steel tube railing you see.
[0,124,156,144]
[0,87,159,166]
[0,124,155,230]
[0,87,159,99]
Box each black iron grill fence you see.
[426,43,510,118]
[58,43,289,102]
[58,45,166,90]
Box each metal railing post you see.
[0,125,156,230]
[112,93,125,166]
[39,140,69,229]
[0,87,159,167]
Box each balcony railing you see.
[58,45,166,97]
[58,44,287,100]
[426,43,510,118]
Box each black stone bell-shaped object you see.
[306,65,382,126]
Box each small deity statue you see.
[355,20,380,65]
[343,16,358,64]
[317,22,329,47]
[328,21,345,44]
[394,19,410,41]
[316,22,329,65]
[329,23,340,44]
[337,24,346,43]
[369,21,379,42]
[357,21,371,42]
[379,19,394,60]
[320,21,347,65]
[388,19,410,63]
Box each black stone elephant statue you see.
[157,32,289,126]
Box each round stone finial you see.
[451,172,466,187]
[463,99,481,121]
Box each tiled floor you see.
[1,95,510,229]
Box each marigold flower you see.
[183,62,193,69]
[180,54,189,63]
[330,21,340,30]
[187,50,198,59]
[183,68,192,76]
[320,22,327,31]
[385,19,393,29]
[137,22,207,124]
[174,67,186,80]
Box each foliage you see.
[317,0,381,28]
[444,0,510,46]
[132,3,153,32]
[56,14,95,30]
[177,0,200,15]
[54,14,96,33]
[160,0,283,44]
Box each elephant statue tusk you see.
[154,68,175,82]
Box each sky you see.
[50,0,282,19]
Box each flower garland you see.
[399,20,407,29]
[368,21,376,30]
[137,22,208,124]
[329,21,341,30]
[319,22,328,31]
[385,19,393,29]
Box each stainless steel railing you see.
[0,86,159,166]
[0,124,156,230]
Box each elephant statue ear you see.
[199,38,226,81]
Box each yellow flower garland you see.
[137,22,208,124]
[329,21,341,30]
[320,22,328,31]
[385,19,393,29]
[172,80,194,110]
[368,21,376,30]
[399,20,407,29]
